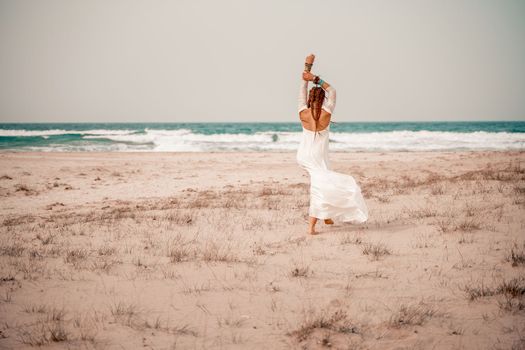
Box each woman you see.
[297,54,368,235]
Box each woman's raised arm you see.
[298,54,315,114]
[321,85,336,114]
[298,79,308,114]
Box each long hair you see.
[307,86,325,138]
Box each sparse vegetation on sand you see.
[0,152,523,348]
[361,242,391,260]
[462,277,525,305]
[289,309,358,342]
[506,242,525,267]
[388,302,437,328]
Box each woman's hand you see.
[305,54,315,64]
[302,71,315,81]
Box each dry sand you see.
[0,151,524,349]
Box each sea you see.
[0,121,524,152]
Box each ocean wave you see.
[81,129,302,151]
[329,130,525,151]
[1,128,524,152]
[0,129,136,137]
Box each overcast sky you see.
[1,0,524,123]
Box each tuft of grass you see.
[16,308,69,346]
[10,256,47,280]
[168,245,194,263]
[291,265,311,278]
[362,242,391,260]
[132,256,147,268]
[435,214,482,233]
[144,317,197,337]
[0,242,25,257]
[48,307,67,321]
[434,218,455,233]
[185,197,211,209]
[258,186,290,197]
[456,218,481,232]
[17,321,69,345]
[288,309,358,342]
[15,183,34,193]
[458,234,475,244]
[447,323,464,336]
[463,280,499,300]
[64,248,89,267]
[17,324,48,346]
[340,233,363,245]
[181,282,212,295]
[464,203,477,217]
[498,277,525,298]
[36,233,55,245]
[506,242,525,267]
[73,313,99,342]
[374,194,391,203]
[405,206,439,219]
[389,303,436,328]
[97,246,116,256]
[1,290,12,303]
[165,211,193,225]
[48,321,69,342]
[430,184,445,195]
[498,294,525,313]
[23,304,48,314]
[2,214,36,227]
[217,315,247,328]
[201,241,238,263]
[463,277,525,301]
[110,302,138,318]
[110,301,143,329]
[259,187,274,196]
[514,185,525,195]
[91,256,120,272]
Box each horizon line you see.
[1,120,524,124]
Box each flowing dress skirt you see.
[296,126,368,223]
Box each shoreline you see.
[1,149,523,154]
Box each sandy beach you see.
[0,150,524,349]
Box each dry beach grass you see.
[0,151,524,349]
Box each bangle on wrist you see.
[313,75,320,84]
[304,62,313,72]
[318,78,324,86]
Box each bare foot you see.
[308,227,318,235]
[324,219,334,225]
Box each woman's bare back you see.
[299,108,331,131]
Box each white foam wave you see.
[82,129,297,151]
[329,130,525,151]
[81,129,525,152]
[2,128,524,152]
[0,129,136,137]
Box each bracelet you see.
[318,78,324,86]
[313,75,320,84]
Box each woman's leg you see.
[308,216,318,234]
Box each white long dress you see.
[296,80,368,223]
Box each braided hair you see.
[307,86,326,138]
